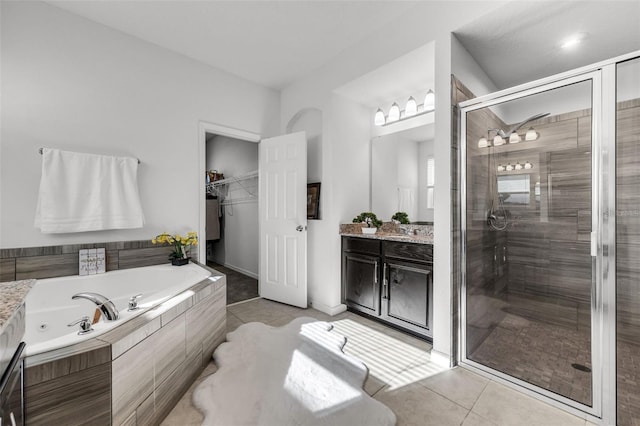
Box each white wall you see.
[0,1,280,248]
[206,135,258,277]
[281,1,507,361]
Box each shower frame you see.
[457,50,640,425]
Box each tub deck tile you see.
[15,254,78,280]
[0,258,16,282]
[99,315,162,360]
[25,344,111,386]
[112,331,155,425]
[25,362,111,426]
[153,313,187,387]
[25,338,111,369]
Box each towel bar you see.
[38,148,141,164]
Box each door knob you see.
[296,225,304,232]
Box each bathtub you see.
[24,263,211,356]
[23,261,227,424]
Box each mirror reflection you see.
[371,124,434,224]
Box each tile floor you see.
[206,262,259,305]
[161,298,595,426]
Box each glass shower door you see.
[616,56,640,425]
[461,76,598,411]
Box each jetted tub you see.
[24,263,211,356]
[23,261,227,424]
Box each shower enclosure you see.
[459,52,640,424]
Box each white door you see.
[259,132,307,308]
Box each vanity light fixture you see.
[498,161,533,173]
[405,97,418,117]
[477,112,549,148]
[388,103,401,122]
[493,135,505,146]
[374,108,386,126]
[424,90,435,110]
[373,90,436,126]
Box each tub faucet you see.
[72,292,120,321]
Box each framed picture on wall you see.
[307,183,321,219]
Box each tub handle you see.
[128,293,143,311]
[68,316,93,335]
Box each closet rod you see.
[38,148,141,164]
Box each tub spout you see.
[72,292,119,321]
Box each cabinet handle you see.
[374,261,378,284]
[382,262,388,299]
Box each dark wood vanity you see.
[341,235,433,339]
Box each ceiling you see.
[455,1,640,90]
[46,0,420,90]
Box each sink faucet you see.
[72,292,120,321]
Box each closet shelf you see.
[209,170,258,187]
[206,169,258,201]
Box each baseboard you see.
[430,349,453,368]
[309,300,347,316]
[221,263,258,280]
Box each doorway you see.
[199,122,261,305]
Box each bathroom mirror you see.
[371,124,435,223]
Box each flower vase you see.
[171,257,189,266]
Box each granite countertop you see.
[339,223,433,244]
[0,279,35,333]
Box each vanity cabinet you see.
[342,236,433,339]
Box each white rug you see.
[193,317,396,426]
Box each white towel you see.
[35,148,145,233]
[397,187,417,219]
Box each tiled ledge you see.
[0,239,198,282]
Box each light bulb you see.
[505,163,514,171]
[524,161,533,169]
[525,127,538,141]
[374,108,386,126]
[493,135,505,146]
[515,162,523,170]
[405,97,417,117]
[509,131,521,143]
[478,137,488,148]
[424,90,435,110]
[497,165,504,172]
[388,102,400,122]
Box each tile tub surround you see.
[339,222,434,244]
[0,238,199,282]
[23,265,226,426]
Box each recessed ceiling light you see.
[560,33,588,50]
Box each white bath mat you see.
[192,317,396,426]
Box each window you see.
[426,156,434,208]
